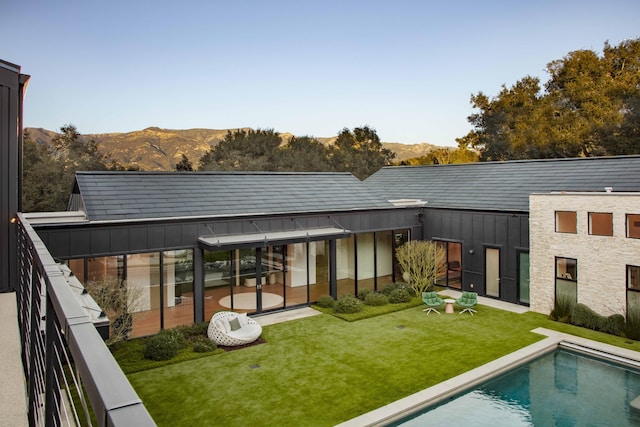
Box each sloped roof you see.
[72,171,395,221]
[364,156,640,212]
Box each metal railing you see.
[15,213,155,427]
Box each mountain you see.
[25,127,441,171]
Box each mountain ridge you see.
[25,127,442,171]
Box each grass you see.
[121,303,639,426]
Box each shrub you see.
[316,295,336,308]
[357,288,373,301]
[364,292,388,306]
[603,314,626,336]
[191,336,218,353]
[626,304,640,341]
[334,295,363,314]
[143,328,187,361]
[176,321,209,340]
[570,303,625,336]
[571,304,600,330]
[381,282,415,298]
[388,288,412,304]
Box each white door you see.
[485,248,500,298]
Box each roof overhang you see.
[199,227,351,250]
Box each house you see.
[26,156,640,339]
[31,171,422,337]
[364,156,640,311]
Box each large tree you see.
[198,129,282,171]
[458,38,640,160]
[331,126,396,180]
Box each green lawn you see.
[126,304,639,426]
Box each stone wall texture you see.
[530,192,640,316]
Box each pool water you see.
[391,348,640,426]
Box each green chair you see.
[456,291,478,315]
[422,291,444,315]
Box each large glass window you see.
[628,266,640,333]
[627,214,640,239]
[127,252,161,337]
[589,212,613,236]
[163,250,194,330]
[555,211,577,233]
[435,240,462,289]
[555,257,577,314]
[375,231,394,289]
[204,249,232,320]
[393,230,410,282]
[336,237,354,297]
[356,233,376,293]
[518,251,530,305]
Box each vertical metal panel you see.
[147,225,165,248]
[90,229,111,254]
[0,60,28,292]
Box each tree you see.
[395,240,445,295]
[278,136,334,172]
[332,126,396,180]
[399,146,479,165]
[175,154,194,171]
[458,38,640,160]
[198,129,282,171]
[22,130,67,211]
[23,124,123,211]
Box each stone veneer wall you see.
[530,192,640,316]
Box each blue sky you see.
[2,1,639,146]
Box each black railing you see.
[15,213,155,427]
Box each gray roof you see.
[364,156,640,212]
[72,171,395,221]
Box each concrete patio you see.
[0,292,28,426]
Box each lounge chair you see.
[207,311,262,346]
[422,291,444,315]
[456,291,478,315]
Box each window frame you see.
[588,212,613,236]
[555,211,577,234]
[627,214,640,239]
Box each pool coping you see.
[337,328,640,427]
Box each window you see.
[627,214,640,239]
[627,265,640,337]
[555,257,577,314]
[589,212,613,236]
[555,211,577,233]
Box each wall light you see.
[468,249,475,254]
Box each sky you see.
[2,1,639,146]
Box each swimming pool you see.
[389,346,640,426]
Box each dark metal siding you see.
[35,208,423,259]
[0,60,28,292]
[423,208,529,304]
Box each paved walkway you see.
[0,292,28,427]
[439,289,530,314]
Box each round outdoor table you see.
[444,298,456,314]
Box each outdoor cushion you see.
[228,316,241,331]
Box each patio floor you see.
[0,292,28,426]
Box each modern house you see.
[365,157,640,313]
[24,156,640,340]
[30,171,422,338]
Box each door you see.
[485,247,500,298]
[518,251,530,305]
